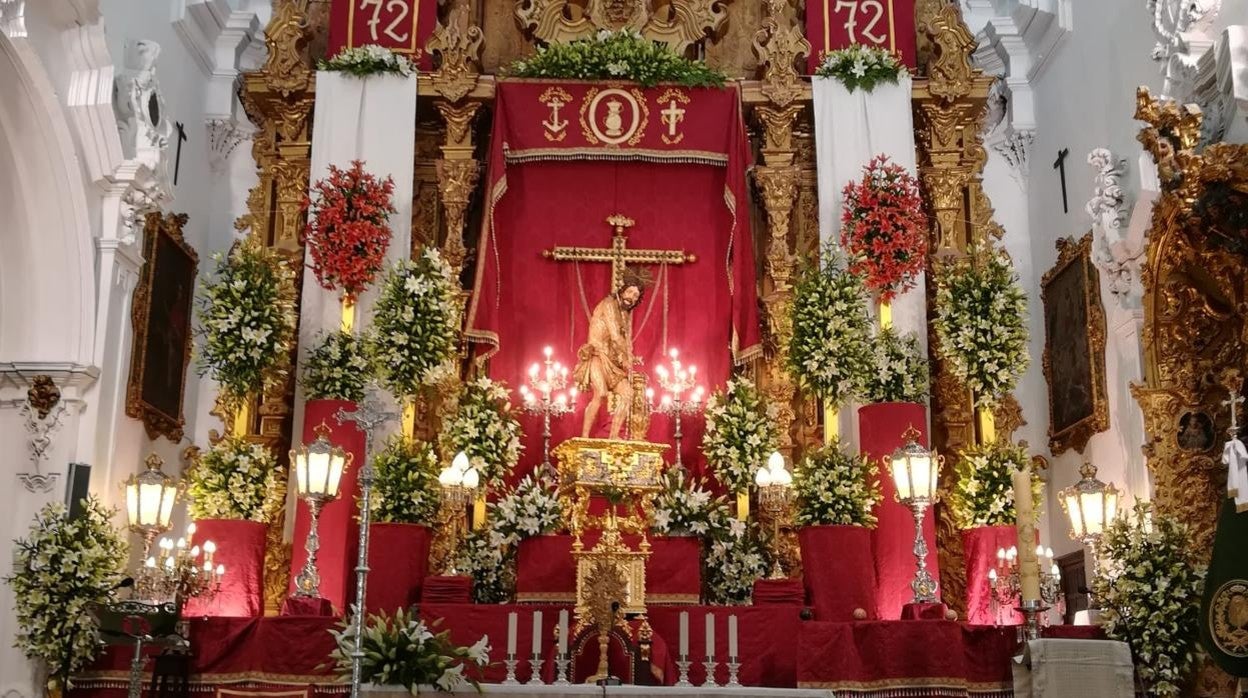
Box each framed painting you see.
[1041,233,1109,455]
[126,212,198,442]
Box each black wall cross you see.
[1053,147,1070,214]
[173,121,188,186]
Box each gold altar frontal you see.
[552,438,666,619]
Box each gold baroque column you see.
[236,0,318,615]
[912,0,998,619]
[751,0,810,456]
[433,102,482,276]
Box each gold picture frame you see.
[126,212,198,442]
[1041,233,1109,455]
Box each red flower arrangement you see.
[840,155,929,301]
[302,160,396,301]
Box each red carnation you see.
[302,160,397,302]
[840,155,928,301]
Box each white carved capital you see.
[991,128,1035,185]
[1087,148,1145,309]
[1149,0,1223,100]
[206,117,253,173]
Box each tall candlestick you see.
[705,613,715,657]
[1012,461,1041,601]
[507,612,518,656]
[531,610,543,654]
[558,610,569,655]
[679,611,689,656]
[728,615,738,657]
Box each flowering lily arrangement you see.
[454,528,515,604]
[329,607,490,692]
[933,246,1029,406]
[7,499,128,687]
[187,436,284,522]
[439,377,523,489]
[301,330,374,402]
[490,473,564,548]
[368,249,461,398]
[704,519,772,605]
[318,44,417,77]
[793,440,881,527]
[841,155,928,300]
[302,160,395,302]
[196,238,297,405]
[814,44,908,92]
[702,377,780,493]
[864,327,929,403]
[507,29,726,87]
[652,470,732,538]
[371,437,443,526]
[1094,503,1205,698]
[948,441,1042,529]
[790,249,874,406]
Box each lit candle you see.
[507,612,518,656]
[1012,459,1042,601]
[988,568,998,582]
[532,610,543,655]
[145,556,157,569]
[679,611,689,657]
[186,522,196,540]
[216,563,225,577]
[544,346,553,358]
[558,610,569,655]
[705,613,715,658]
[1051,563,1059,577]
[728,615,738,658]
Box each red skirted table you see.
[363,523,432,614]
[515,534,701,604]
[798,525,877,620]
[182,519,267,618]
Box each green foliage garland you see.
[507,29,726,87]
[439,377,523,489]
[864,327,929,403]
[933,246,1030,407]
[329,607,489,692]
[7,499,128,685]
[701,377,780,492]
[367,249,461,398]
[948,441,1043,529]
[318,45,416,78]
[790,249,874,406]
[196,239,297,405]
[301,330,374,402]
[1093,504,1205,698]
[813,45,908,92]
[794,440,881,527]
[371,437,442,525]
[187,436,284,522]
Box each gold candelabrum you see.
[754,451,793,579]
[135,523,224,607]
[648,349,704,472]
[437,451,479,574]
[988,545,1061,625]
[519,346,577,471]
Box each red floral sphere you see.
[302,160,396,301]
[839,155,928,301]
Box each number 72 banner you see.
[328,0,437,70]
[805,0,917,73]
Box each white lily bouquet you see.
[329,606,490,692]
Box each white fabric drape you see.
[294,71,417,436]
[812,75,925,443]
[1012,639,1135,698]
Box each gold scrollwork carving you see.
[1040,233,1110,456]
[515,0,727,54]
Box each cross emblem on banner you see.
[543,214,697,292]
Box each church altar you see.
[70,608,1103,697]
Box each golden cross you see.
[543,214,696,291]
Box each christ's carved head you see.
[618,284,642,310]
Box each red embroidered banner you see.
[805,0,918,73]
[326,0,436,69]
[465,80,761,484]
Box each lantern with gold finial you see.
[125,454,180,557]
[290,423,353,598]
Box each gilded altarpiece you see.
[240,0,1010,617]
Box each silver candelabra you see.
[651,348,703,471]
[518,346,576,471]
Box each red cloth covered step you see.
[363,522,431,614]
[182,519,266,618]
[799,524,878,620]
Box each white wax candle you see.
[705,613,715,658]
[558,610,569,655]
[507,612,518,656]
[728,615,738,658]
[532,610,543,654]
[679,611,689,656]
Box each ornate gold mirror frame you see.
[1040,233,1109,456]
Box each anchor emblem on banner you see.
[540,86,573,142]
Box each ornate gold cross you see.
[543,214,697,291]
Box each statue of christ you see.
[573,268,649,439]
